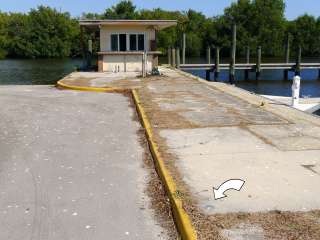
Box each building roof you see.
[79,20,178,31]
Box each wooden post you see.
[87,36,92,67]
[295,46,301,76]
[284,32,290,79]
[206,46,211,81]
[176,47,180,70]
[256,46,261,80]
[214,46,220,82]
[318,51,320,80]
[167,46,171,65]
[206,72,210,81]
[171,47,176,68]
[245,46,250,79]
[182,32,186,64]
[206,46,211,64]
[80,26,86,69]
[229,22,237,85]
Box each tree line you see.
[0,0,319,59]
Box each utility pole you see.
[60,0,61,13]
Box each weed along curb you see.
[56,80,198,239]
[132,90,198,240]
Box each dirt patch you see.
[194,210,320,240]
[54,85,70,90]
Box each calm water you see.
[0,58,86,85]
[160,56,320,98]
[1,57,319,98]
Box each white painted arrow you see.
[213,179,245,200]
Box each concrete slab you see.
[148,84,200,94]
[161,127,320,214]
[249,122,320,150]
[63,71,140,88]
[237,108,275,116]
[261,95,320,114]
[157,101,214,111]
[145,71,290,127]
[0,85,166,240]
[58,66,320,238]
[245,115,288,124]
[180,111,242,125]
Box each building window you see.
[110,34,127,51]
[111,34,118,51]
[129,34,145,51]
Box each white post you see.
[146,60,149,74]
[145,52,148,75]
[292,75,300,106]
[142,53,146,78]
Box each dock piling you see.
[229,22,237,85]
[182,32,186,64]
[284,33,290,79]
[167,46,171,65]
[171,47,176,68]
[256,46,261,80]
[245,46,250,79]
[295,46,301,76]
[214,46,220,81]
[87,36,92,67]
[206,46,211,81]
[176,47,180,70]
[206,46,211,64]
[318,51,320,80]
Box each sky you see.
[1,0,319,21]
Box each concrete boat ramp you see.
[2,66,320,239]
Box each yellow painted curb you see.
[56,78,198,240]
[57,79,127,92]
[132,90,198,240]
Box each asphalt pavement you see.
[0,85,166,239]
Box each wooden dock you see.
[168,25,320,83]
[180,63,320,71]
[179,62,320,82]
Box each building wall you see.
[103,54,154,72]
[100,25,155,52]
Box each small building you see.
[79,20,177,72]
